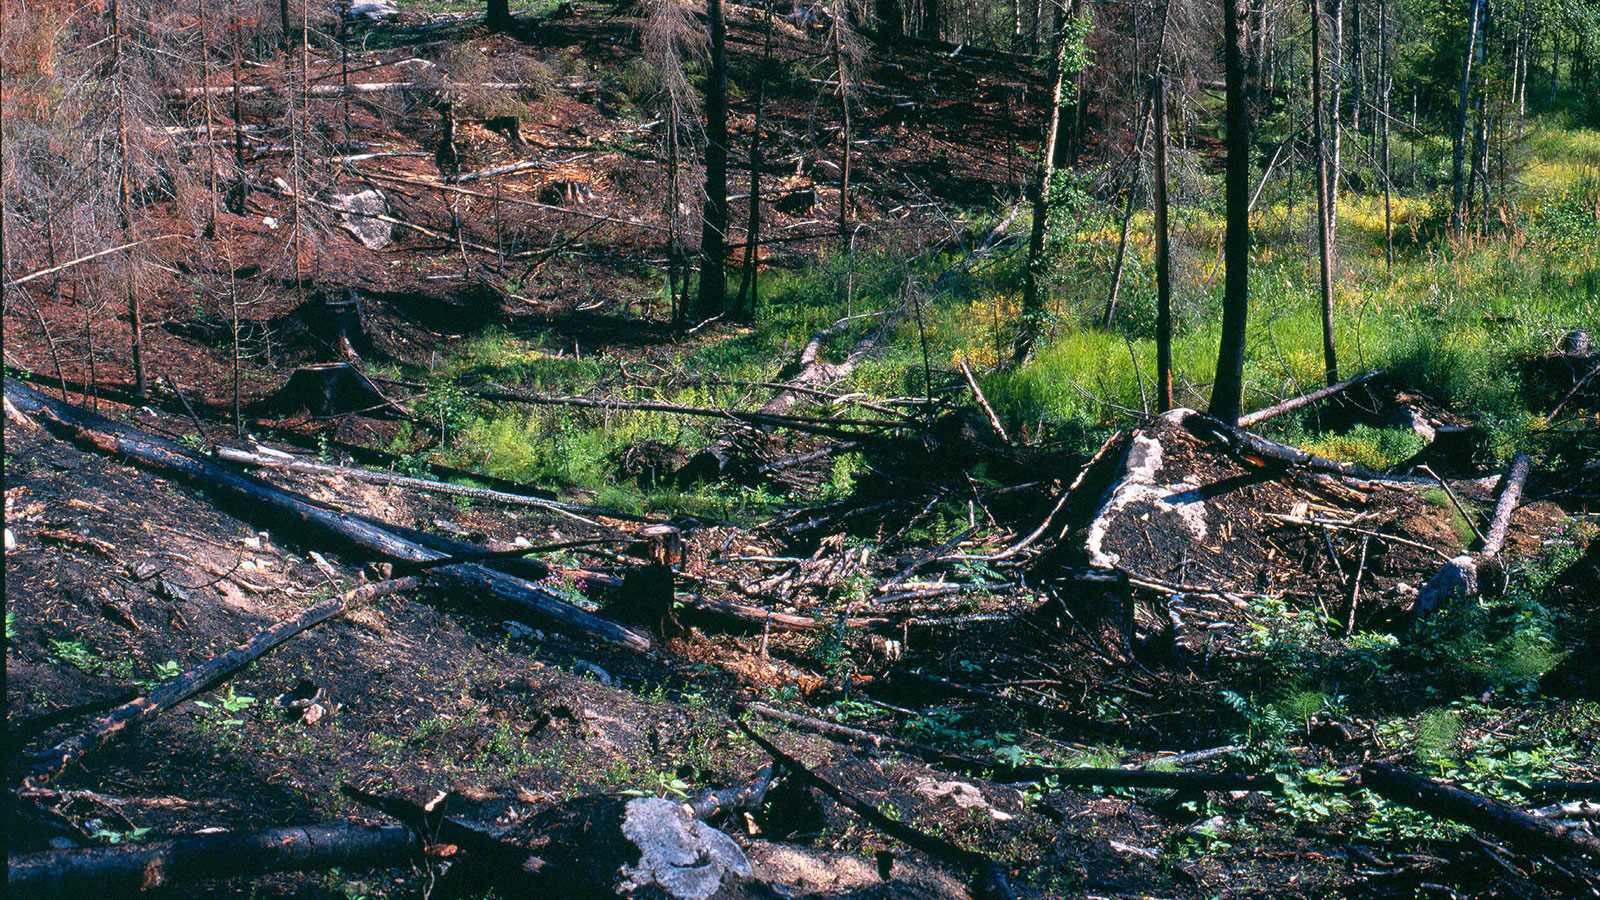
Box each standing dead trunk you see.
[198,0,220,239]
[1152,74,1173,412]
[736,5,774,316]
[1101,0,1173,330]
[487,0,511,31]
[1326,0,1344,245]
[1310,0,1340,386]
[666,104,683,324]
[1209,0,1253,425]
[1014,11,1073,365]
[229,0,248,213]
[1451,0,1485,239]
[695,0,729,321]
[1379,0,1393,270]
[830,8,854,256]
[111,0,146,400]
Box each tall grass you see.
[395,117,1595,504]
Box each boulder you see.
[329,189,393,250]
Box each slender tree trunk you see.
[1014,13,1072,365]
[1210,0,1253,425]
[1465,6,1492,234]
[1451,0,1485,239]
[279,0,292,53]
[831,13,853,256]
[1380,0,1393,271]
[341,4,352,145]
[1351,0,1365,139]
[1548,30,1559,104]
[1152,75,1173,412]
[1326,0,1344,245]
[230,0,248,213]
[695,0,729,320]
[667,105,682,324]
[736,6,774,316]
[199,0,220,239]
[1102,0,1173,328]
[112,0,146,400]
[1311,0,1339,385]
[291,0,311,305]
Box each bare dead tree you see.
[1015,10,1072,366]
[199,0,222,238]
[1451,0,1486,239]
[694,0,730,321]
[1310,0,1339,385]
[1210,0,1254,425]
[735,3,776,317]
[643,0,705,324]
[1101,0,1173,329]
[1152,72,1173,412]
[110,0,149,399]
[826,0,867,256]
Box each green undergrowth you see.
[381,117,1592,511]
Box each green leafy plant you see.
[92,825,152,845]
[194,686,257,728]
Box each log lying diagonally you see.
[7,824,418,899]
[736,717,1018,900]
[1236,369,1386,428]
[1415,451,1531,619]
[1361,763,1600,861]
[25,577,422,784]
[3,379,651,652]
[214,445,661,526]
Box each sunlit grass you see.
[404,115,1594,499]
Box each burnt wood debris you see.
[4,1,1598,898]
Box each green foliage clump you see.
[1296,424,1426,471]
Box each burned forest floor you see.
[6,2,1600,898]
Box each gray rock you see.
[329,189,393,249]
[345,0,400,21]
[1414,555,1479,618]
[618,797,750,900]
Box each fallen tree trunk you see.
[1415,452,1531,619]
[340,784,550,877]
[744,703,1266,790]
[736,718,1018,900]
[7,823,418,898]
[25,577,422,783]
[1478,452,1530,558]
[1360,762,1600,861]
[215,446,660,525]
[165,80,571,99]
[3,379,651,652]
[1237,369,1385,428]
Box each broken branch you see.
[1237,370,1385,428]
[26,577,423,783]
[1360,762,1600,861]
